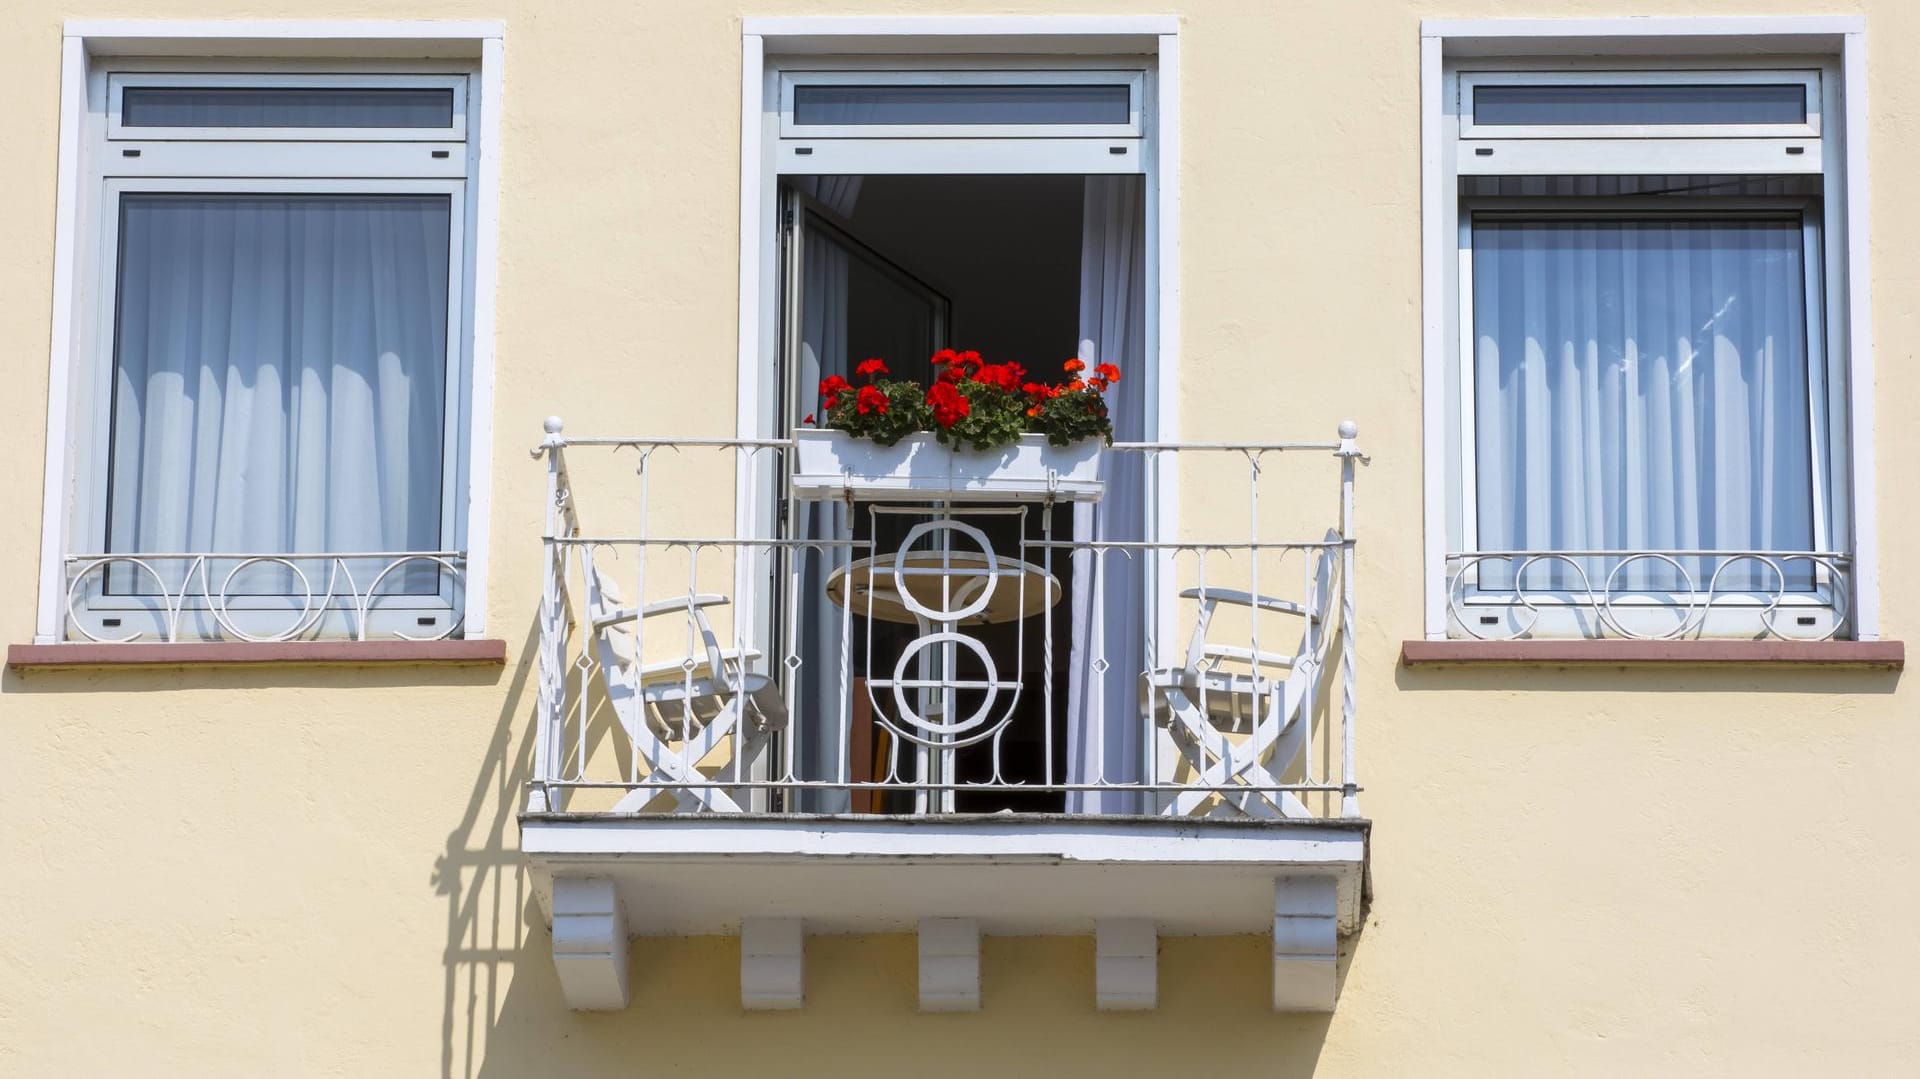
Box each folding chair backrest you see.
[1298,528,1344,672]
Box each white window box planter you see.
[790,429,1104,502]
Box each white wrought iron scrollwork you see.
[1446,549,1852,641]
[63,551,467,643]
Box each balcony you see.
[522,419,1370,1013]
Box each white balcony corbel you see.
[1271,876,1339,1012]
[550,877,629,1011]
[1095,918,1158,1010]
[918,918,981,1011]
[740,917,805,1010]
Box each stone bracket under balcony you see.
[521,814,1369,1014]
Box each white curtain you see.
[107,194,451,586]
[792,176,864,220]
[1067,175,1148,814]
[1472,218,1815,592]
[796,216,854,812]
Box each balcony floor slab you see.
[520,813,1369,937]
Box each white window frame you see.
[1419,17,1876,641]
[777,68,1145,139]
[107,71,469,142]
[1458,68,1822,140]
[34,20,507,644]
[737,14,1182,652]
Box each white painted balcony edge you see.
[522,814,1368,1012]
[521,815,1368,936]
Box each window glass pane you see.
[1471,218,1815,592]
[122,87,455,129]
[792,84,1130,126]
[1473,83,1806,127]
[107,194,452,594]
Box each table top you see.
[824,552,1063,627]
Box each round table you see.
[824,551,1061,813]
[824,552,1062,628]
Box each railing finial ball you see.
[1337,420,1359,439]
[543,416,564,435]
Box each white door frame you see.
[734,15,1181,647]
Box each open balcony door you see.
[776,182,950,813]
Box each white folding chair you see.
[1147,530,1341,819]
[577,549,786,814]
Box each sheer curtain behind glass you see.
[788,196,945,811]
[107,194,452,591]
[1066,175,1147,813]
[1471,218,1815,592]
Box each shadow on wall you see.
[435,619,539,1079]
[438,622,1346,1078]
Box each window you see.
[67,68,475,643]
[1459,70,1820,137]
[1440,61,1852,641]
[779,70,1143,138]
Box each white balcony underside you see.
[522,814,1369,937]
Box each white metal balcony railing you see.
[61,551,468,643]
[1445,548,1853,641]
[530,419,1367,822]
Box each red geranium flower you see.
[972,362,1025,393]
[856,357,889,379]
[1095,362,1121,383]
[803,413,815,425]
[955,350,983,371]
[931,348,958,367]
[855,384,890,415]
[819,375,851,405]
[1062,358,1086,374]
[927,381,971,428]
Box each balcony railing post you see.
[530,416,569,813]
[1335,421,1363,819]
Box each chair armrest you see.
[1178,587,1314,618]
[1198,644,1297,669]
[592,593,731,630]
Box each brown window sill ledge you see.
[7,639,507,671]
[1401,638,1904,670]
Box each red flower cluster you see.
[818,375,852,408]
[930,349,983,384]
[927,381,970,428]
[816,348,1119,445]
[972,360,1026,393]
[926,349,1023,425]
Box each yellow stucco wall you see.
[3,1,1916,1075]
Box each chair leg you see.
[609,699,744,814]
[1159,687,1313,821]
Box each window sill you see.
[1400,638,1904,670]
[6,638,507,671]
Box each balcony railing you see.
[1444,549,1853,641]
[60,551,468,643]
[530,419,1366,821]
